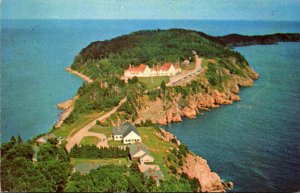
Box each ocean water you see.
[165,42,300,191]
[1,19,300,191]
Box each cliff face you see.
[180,153,225,192]
[135,67,258,125]
[158,128,227,192]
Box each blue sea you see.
[1,19,300,191]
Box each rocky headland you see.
[135,65,258,125]
[216,33,300,47]
[57,29,281,191]
[55,95,79,128]
[156,128,231,192]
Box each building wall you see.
[123,131,142,144]
[140,154,154,163]
[113,134,123,141]
[124,65,181,78]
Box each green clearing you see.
[89,125,112,137]
[80,136,99,146]
[71,157,131,165]
[51,112,104,138]
[181,62,196,71]
[137,127,177,180]
[108,140,124,147]
[71,158,131,174]
[138,76,170,89]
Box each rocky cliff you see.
[135,65,258,125]
[180,153,226,192]
[158,128,230,192]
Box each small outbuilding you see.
[129,143,154,163]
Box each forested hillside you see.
[66,29,256,125]
[71,29,248,79]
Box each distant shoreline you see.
[65,67,93,83]
[54,68,93,127]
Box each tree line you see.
[70,144,129,159]
[1,136,71,192]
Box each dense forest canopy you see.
[217,33,300,47]
[1,137,199,192]
[71,29,299,80]
[66,29,259,124]
[71,29,248,79]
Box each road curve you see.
[65,97,127,152]
[167,54,203,86]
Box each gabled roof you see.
[138,164,160,173]
[140,152,154,160]
[112,122,140,138]
[125,64,148,73]
[129,143,150,157]
[150,63,174,72]
[161,63,172,71]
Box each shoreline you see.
[54,67,93,128]
[55,95,79,128]
[65,67,93,83]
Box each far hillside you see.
[58,29,258,131]
[71,29,248,80]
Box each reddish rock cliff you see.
[179,153,226,192]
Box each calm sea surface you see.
[1,20,300,191]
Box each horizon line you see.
[2,18,300,22]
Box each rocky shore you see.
[55,95,78,128]
[65,67,93,83]
[157,128,232,192]
[136,66,258,125]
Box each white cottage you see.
[112,122,142,144]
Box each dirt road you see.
[167,54,203,86]
[65,97,127,152]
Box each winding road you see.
[65,97,127,152]
[167,54,203,86]
[64,53,203,152]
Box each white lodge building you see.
[124,63,181,78]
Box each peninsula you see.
[2,29,299,192]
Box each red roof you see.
[151,63,173,72]
[126,64,147,73]
[161,63,172,71]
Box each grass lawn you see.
[137,127,177,180]
[108,140,124,147]
[51,112,104,138]
[181,62,196,71]
[80,136,99,146]
[71,157,131,166]
[89,125,112,137]
[71,158,131,174]
[138,76,170,89]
